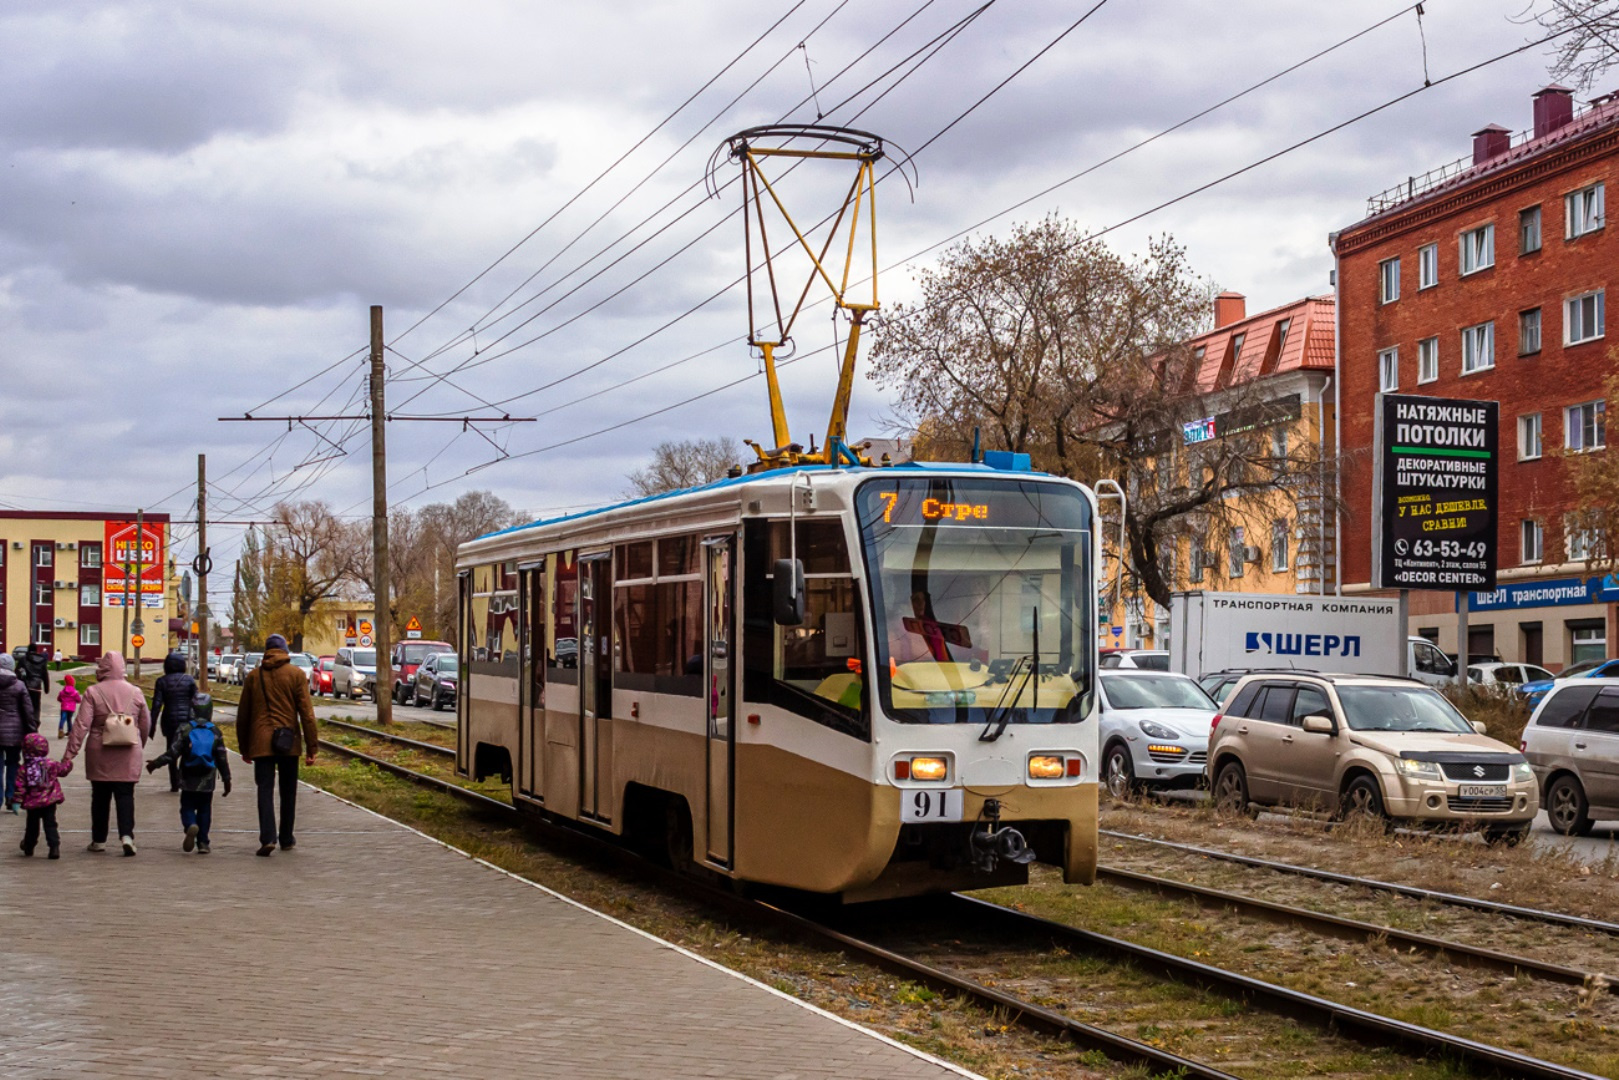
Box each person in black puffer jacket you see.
[0,654,38,812]
[150,653,196,794]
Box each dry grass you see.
[1440,685,1533,746]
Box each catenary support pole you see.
[370,305,393,725]
[131,508,145,678]
[197,454,209,693]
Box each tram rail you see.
[309,724,1609,1080]
[1102,828,1619,937]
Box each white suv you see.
[1522,678,1619,835]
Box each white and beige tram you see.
[455,459,1100,900]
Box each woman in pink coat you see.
[65,652,152,856]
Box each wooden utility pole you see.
[197,454,210,693]
[371,305,393,725]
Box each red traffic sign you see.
[131,634,145,648]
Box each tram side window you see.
[469,562,519,677]
[742,519,868,740]
[547,551,579,685]
[613,534,703,697]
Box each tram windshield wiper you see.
[979,654,1032,742]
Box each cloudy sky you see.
[0,0,1582,569]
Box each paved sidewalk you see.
[0,702,975,1079]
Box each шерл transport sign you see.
[1372,393,1498,591]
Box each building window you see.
[1418,244,1438,289]
[1379,257,1400,303]
[1270,426,1287,459]
[80,584,100,607]
[80,543,101,570]
[1566,290,1605,345]
[1518,307,1542,355]
[1228,527,1246,578]
[1566,516,1602,562]
[1459,224,1494,275]
[1271,520,1289,572]
[1274,318,1291,355]
[1461,321,1494,373]
[1521,520,1543,564]
[1229,333,1245,365]
[1520,206,1542,253]
[1188,536,1205,584]
[1572,621,1607,664]
[1411,336,1436,384]
[32,624,50,646]
[1378,347,1399,391]
[1567,182,1605,238]
[33,583,50,606]
[1519,413,1543,460]
[34,545,51,567]
[79,623,99,647]
[1567,400,1606,452]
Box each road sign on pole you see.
[405,616,423,640]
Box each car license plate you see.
[1459,784,1505,798]
[901,788,964,823]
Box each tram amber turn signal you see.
[1028,755,1065,779]
[909,756,948,782]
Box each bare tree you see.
[625,436,743,497]
[1530,1,1619,91]
[868,218,1338,608]
[260,501,369,652]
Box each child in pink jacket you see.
[57,675,80,739]
[16,732,71,859]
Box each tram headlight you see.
[1028,754,1065,780]
[909,756,949,782]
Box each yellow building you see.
[1102,294,1338,649]
[0,511,178,661]
[296,595,377,657]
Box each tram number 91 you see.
[901,788,964,823]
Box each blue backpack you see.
[184,720,220,772]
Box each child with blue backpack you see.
[145,694,231,853]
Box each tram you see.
[454,455,1101,900]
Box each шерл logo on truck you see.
[1245,632,1362,658]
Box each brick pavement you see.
[0,691,978,1079]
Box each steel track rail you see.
[948,894,1607,1080]
[310,748,1605,1079]
[1102,829,1619,937]
[321,718,455,758]
[1096,866,1609,990]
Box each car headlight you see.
[1139,719,1179,740]
[1514,761,1534,781]
[1395,758,1442,780]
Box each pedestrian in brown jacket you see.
[236,635,318,857]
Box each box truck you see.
[1169,591,1408,682]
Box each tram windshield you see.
[857,476,1095,725]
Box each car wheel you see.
[1104,743,1138,800]
[1213,761,1250,816]
[432,693,447,712]
[1547,775,1594,837]
[1339,775,1391,829]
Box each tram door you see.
[518,564,544,802]
[703,536,735,867]
[579,554,613,822]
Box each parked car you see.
[1099,649,1170,671]
[1099,670,1218,797]
[410,651,459,711]
[1522,678,1619,835]
[1520,658,1619,708]
[206,652,226,679]
[332,647,378,700]
[217,653,243,684]
[288,653,315,679]
[1197,668,1325,707]
[1466,661,1555,693]
[234,652,264,685]
[1207,672,1538,843]
[553,636,578,668]
[390,639,454,704]
[310,655,336,696]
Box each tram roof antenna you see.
[705,124,917,473]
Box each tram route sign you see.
[1372,393,1498,592]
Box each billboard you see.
[1372,394,1498,591]
[104,521,166,598]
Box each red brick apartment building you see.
[1332,86,1617,669]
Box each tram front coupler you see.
[968,798,1037,874]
